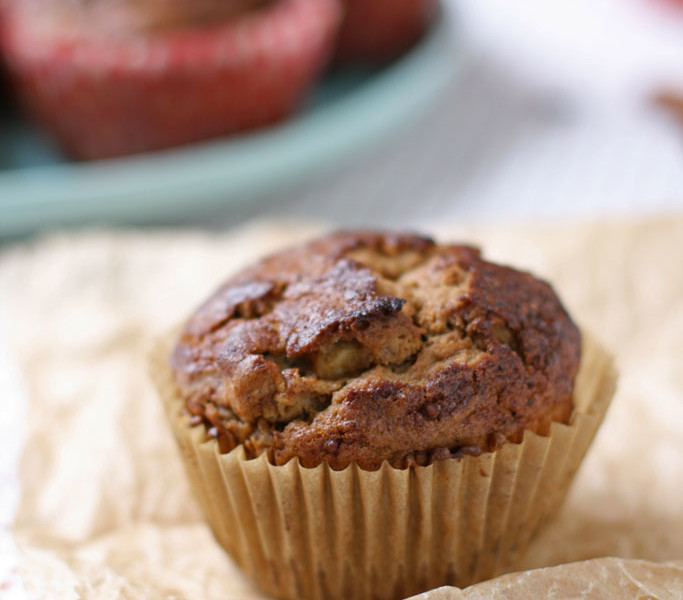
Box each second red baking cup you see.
[0,0,341,159]
[335,0,438,64]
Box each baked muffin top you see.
[15,0,271,36]
[171,231,581,470]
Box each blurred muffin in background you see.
[51,0,276,34]
[335,0,438,64]
[0,1,11,111]
[0,0,341,159]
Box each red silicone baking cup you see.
[335,0,438,64]
[0,0,341,159]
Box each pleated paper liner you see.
[151,330,617,600]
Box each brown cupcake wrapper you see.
[151,330,617,600]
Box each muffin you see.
[0,0,341,159]
[153,231,616,600]
[334,0,439,64]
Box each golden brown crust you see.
[171,231,581,470]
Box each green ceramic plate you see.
[0,9,457,237]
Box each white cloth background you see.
[207,0,683,228]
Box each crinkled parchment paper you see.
[1,216,682,599]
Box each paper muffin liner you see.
[151,330,616,600]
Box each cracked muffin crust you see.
[171,231,581,470]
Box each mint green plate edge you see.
[0,8,458,236]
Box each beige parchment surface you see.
[1,215,682,599]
